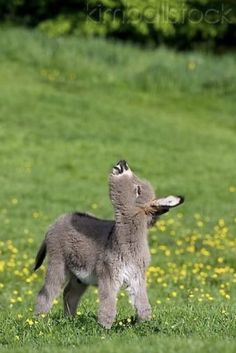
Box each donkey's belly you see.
[72,269,98,285]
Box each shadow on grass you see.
[49,312,160,336]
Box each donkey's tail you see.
[33,239,47,271]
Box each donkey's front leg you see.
[98,278,118,329]
[128,276,152,322]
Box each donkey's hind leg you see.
[63,275,88,316]
[35,259,68,314]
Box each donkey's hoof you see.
[98,315,114,329]
[137,306,152,322]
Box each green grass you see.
[0,27,236,353]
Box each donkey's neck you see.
[114,208,148,247]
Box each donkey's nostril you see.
[113,166,121,174]
[117,160,129,171]
[112,160,130,176]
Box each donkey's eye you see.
[135,185,141,197]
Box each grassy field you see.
[0,27,236,353]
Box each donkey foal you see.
[34,160,184,328]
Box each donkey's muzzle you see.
[112,160,129,175]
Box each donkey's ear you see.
[152,195,184,209]
[134,184,142,198]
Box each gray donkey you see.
[34,160,184,328]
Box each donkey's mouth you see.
[112,160,130,175]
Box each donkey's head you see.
[109,160,138,211]
[109,160,184,217]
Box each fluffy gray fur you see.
[34,160,184,328]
